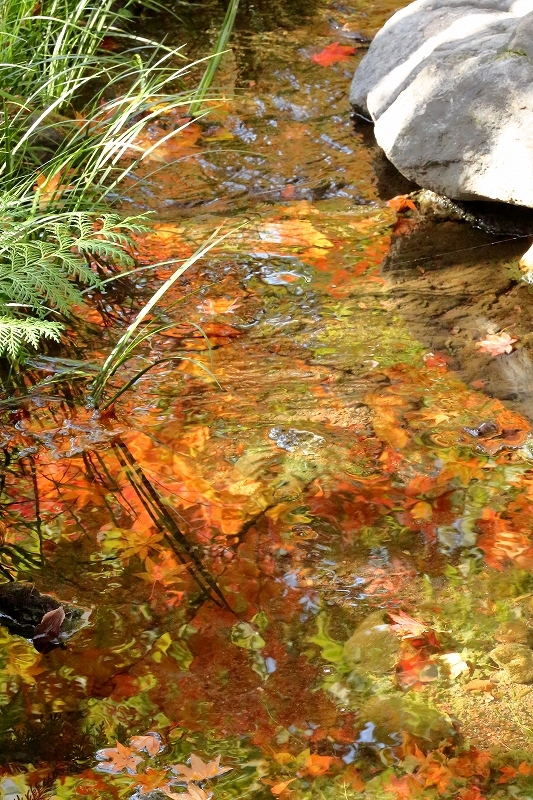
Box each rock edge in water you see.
[350,0,533,208]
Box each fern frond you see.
[0,209,144,315]
[0,316,62,359]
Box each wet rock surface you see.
[350,0,533,207]
[343,610,400,673]
[0,582,89,648]
[490,643,533,683]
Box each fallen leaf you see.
[303,754,335,776]
[32,605,65,653]
[173,754,231,782]
[387,195,417,212]
[270,778,297,795]
[497,765,518,783]
[312,42,356,66]
[198,297,242,315]
[164,785,211,800]
[464,679,494,693]
[133,767,174,794]
[130,732,164,757]
[95,741,144,774]
[475,332,517,357]
[34,168,75,209]
[344,766,365,791]
[388,610,430,639]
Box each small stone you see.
[494,620,533,646]
[343,610,400,674]
[359,694,454,748]
[490,643,533,684]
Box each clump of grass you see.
[189,0,240,117]
[0,0,201,362]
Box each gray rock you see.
[350,0,533,207]
[359,694,455,747]
[343,610,400,673]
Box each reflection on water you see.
[4,0,533,798]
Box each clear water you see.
[4,1,533,799]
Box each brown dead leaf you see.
[464,679,494,693]
[32,605,65,653]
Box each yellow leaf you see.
[411,501,433,520]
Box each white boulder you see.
[351,0,533,207]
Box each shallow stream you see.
[5,1,533,798]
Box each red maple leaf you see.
[312,43,356,66]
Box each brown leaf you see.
[173,753,231,782]
[464,679,494,693]
[270,778,297,796]
[32,606,65,653]
[95,741,143,774]
[130,732,163,756]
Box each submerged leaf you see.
[173,753,231,782]
[312,42,355,65]
[32,605,65,653]
[95,741,143,774]
[270,778,297,795]
[164,785,211,800]
[130,732,164,757]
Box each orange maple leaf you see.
[270,778,297,796]
[173,754,231,782]
[130,732,163,757]
[312,42,356,66]
[164,785,210,800]
[387,195,417,212]
[199,297,242,315]
[302,754,335,776]
[95,741,143,774]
